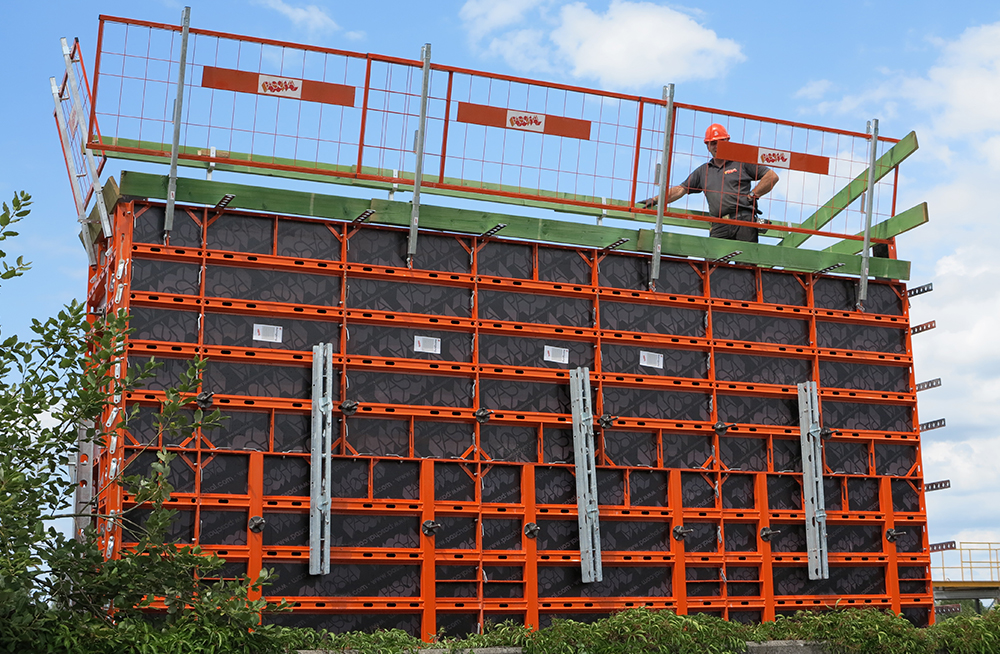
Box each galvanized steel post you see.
[407,43,432,267]
[163,6,191,240]
[649,84,674,291]
[857,118,879,308]
[798,381,829,580]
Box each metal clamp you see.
[672,525,694,541]
[339,400,359,416]
[759,527,782,542]
[195,391,214,409]
[248,516,266,533]
[474,408,493,424]
[885,528,906,543]
[422,520,442,536]
[713,421,736,436]
[523,522,540,539]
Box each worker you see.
[641,123,780,242]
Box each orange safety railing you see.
[88,15,901,246]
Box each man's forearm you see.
[752,170,779,197]
[641,185,686,208]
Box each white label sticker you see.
[544,345,570,364]
[639,350,664,369]
[758,147,791,169]
[258,73,303,99]
[253,324,283,343]
[414,335,441,354]
[506,109,546,133]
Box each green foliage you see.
[931,607,1000,654]
[0,194,289,653]
[525,608,750,654]
[0,190,31,281]
[753,608,932,654]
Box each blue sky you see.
[3,0,1000,563]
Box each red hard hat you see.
[704,123,730,143]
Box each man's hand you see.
[640,197,658,209]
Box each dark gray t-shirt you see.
[680,158,771,218]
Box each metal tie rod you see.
[920,418,946,432]
[916,378,942,392]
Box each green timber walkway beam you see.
[117,170,911,280]
[778,131,919,248]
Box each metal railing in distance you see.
[87,14,907,249]
[933,542,1000,582]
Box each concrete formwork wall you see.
[90,197,933,638]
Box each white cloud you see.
[794,79,833,100]
[485,29,557,75]
[551,1,744,88]
[460,0,540,41]
[254,0,340,36]
[459,0,744,90]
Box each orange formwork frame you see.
[83,194,935,637]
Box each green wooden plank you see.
[635,229,908,279]
[822,203,929,255]
[779,131,919,248]
[119,170,909,279]
[102,136,718,229]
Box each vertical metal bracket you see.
[857,118,879,308]
[406,43,432,268]
[309,343,334,575]
[797,381,828,580]
[60,38,111,240]
[71,420,95,542]
[648,83,675,291]
[163,6,191,239]
[570,367,602,583]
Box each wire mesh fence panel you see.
[87,16,906,251]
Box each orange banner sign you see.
[201,66,355,107]
[456,102,591,140]
[716,141,830,175]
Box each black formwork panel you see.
[277,218,341,259]
[206,265,340,306]
[480,334,593,369]
[347,324,471,362]
[204,312,340,351]
[136,205,202,247]
[347,277,471,317]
